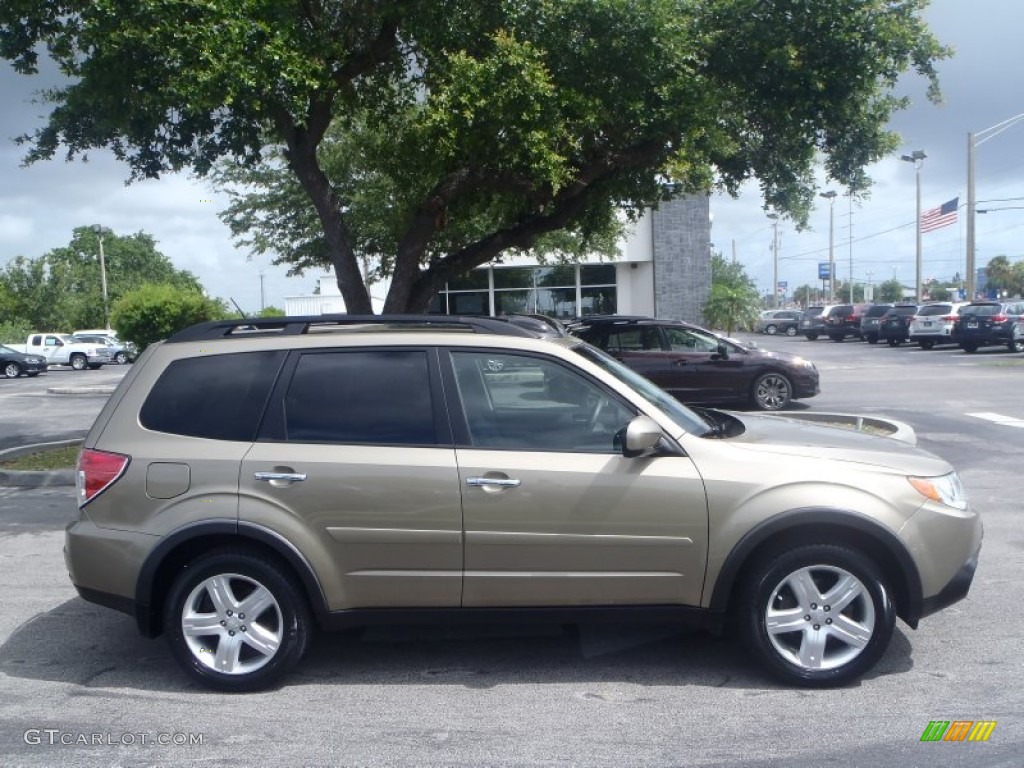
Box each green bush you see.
[110,284,227,351]
[0,318,34,345]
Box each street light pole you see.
[819,191,837,302]
[900,150,926,301]
[91,224,112,330]
[966,111,1024,300]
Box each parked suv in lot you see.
[878,304,919,347]
[908,302,967,350]
[67,315,982,692]
[952,301,1024,353]
[824,304,870,342]
[859,304,893,344]
[798,305,832,340]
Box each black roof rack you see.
[166,314,537,343]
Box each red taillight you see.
[992,314,1008,323]
[76,448,130,507]
[942,315,956,322]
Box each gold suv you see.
[66,316,982,691]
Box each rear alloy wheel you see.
[785,326,797,337]
[164,549,311,692]
[918,340,935,350]
[765,324,778,335]
[751,372,792,411]
[3,362,20,378]
[70,353,87,370]
[738,544,895,687]
[115,351,129,364]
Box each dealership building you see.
[285,196,712,325]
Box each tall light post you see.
[819,191,837,301]
[900,150,926,301]
[91,224,113,330]
[966,111,1024,300]
[767,214,779,308]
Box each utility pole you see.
[768,215,779,308]
[819,191,837,301]
[901,150,927,301]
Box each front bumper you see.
[920,553,979,620]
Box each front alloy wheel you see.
[751,372,792,411]
[3,362,20,378]
[164,550,310,692]
[785,326,797,337]
[739,544,895,687]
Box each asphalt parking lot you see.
[1,339,1022,767]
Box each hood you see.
[745,347,813,367]
[719,412,950,476]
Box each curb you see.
[765,411,917,445]
[0,439,81,488]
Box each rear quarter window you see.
[918,305,952,316]
[140,351,285,441]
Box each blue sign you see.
[818,262,833,280]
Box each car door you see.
[661,326,746,404]
[239,347,464,610]
[445,348,708,608]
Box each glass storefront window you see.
[580,264,616,286]
[448,292,489,315]
[493,290,531,315]
[492,267,534,290]
[436,264,618,317]
[580,286,617,316]
[447,270,490,291]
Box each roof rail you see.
[165,314,537,343]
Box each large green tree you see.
[0,227,202,332]
[2,0,948,313]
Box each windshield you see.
[571,342,710,435]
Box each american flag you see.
[921,197,958,233]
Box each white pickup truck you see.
[10,333,112,370]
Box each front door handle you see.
[254,471,307,484]
[466,476,521,489]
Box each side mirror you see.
[622,415,664,458]
[712,342,729,360]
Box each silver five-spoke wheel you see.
[740,544,895,686]
[181,573,283,676]
[165,550,310,691]
[764,565,875,671]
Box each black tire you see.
[737,543,895,687]
[765,324,778,335]
[829,334,843,343]
[1008,335,1023,353]
[866,335,878,345]
[70,353,87,371]
[3,361,20,378]
[961,343,978,353]
[804,333,819,341]
[785,326,797,337]
[886,338,900,347]
[163,549,311,692]
[115,352,129,364]
[918,340,935,350]
[750,372,793,411]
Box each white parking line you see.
[967,412,1024,428]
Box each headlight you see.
[909,472,967,510]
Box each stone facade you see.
[651,195,712,325]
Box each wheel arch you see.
[708,508,923,628]
[134,520,328,638]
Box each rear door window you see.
[279,350,442,446]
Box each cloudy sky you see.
[1,0,1022,311]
